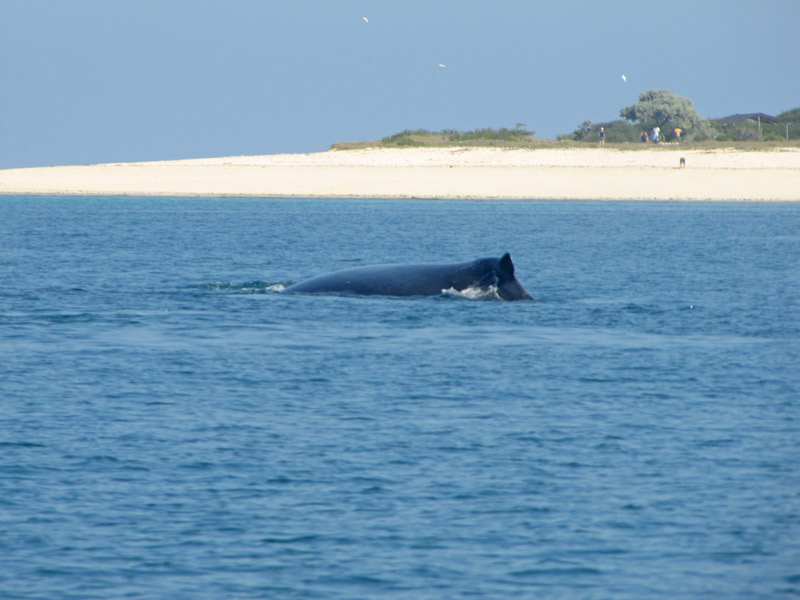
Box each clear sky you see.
[1,0,798,169]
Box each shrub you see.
[559,120,638,142]
[446,127,534,142]
[381,130,432,145]
[380,127,535,147]
[709,109,800,142]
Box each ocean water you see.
[1,196,798,599]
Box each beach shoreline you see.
[1,147,798,201]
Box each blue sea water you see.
[1,196,799,599]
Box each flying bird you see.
[621,74,627,82]
[362,16,368,23]
[438,63,446,68]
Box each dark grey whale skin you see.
[284,253,533,301]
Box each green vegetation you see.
[331,136,800,152]
[558,90,797,147]
[712,108,800,142]
[380,127,535,147]
[557,120,641,143]
[619,89,715,141]
[328,92,799,150]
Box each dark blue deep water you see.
[1,197,799,599]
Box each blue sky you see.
[1,0,798,168]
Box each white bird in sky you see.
[438,63,446,68]
[362,16,368,23]
[621,74,627,82]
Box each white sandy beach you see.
[1,147,798,200]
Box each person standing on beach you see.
[598,127,605,147]
[673,127,682,142]
[640,130,649,144]
[652,126,660,143]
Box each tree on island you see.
[620,89,715,141]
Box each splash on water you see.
[441,285,502,301]
[191,281,286,293]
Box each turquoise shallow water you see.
[1,197,799,599]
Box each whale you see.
[284,253,533,301]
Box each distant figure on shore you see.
[673,127,682,142]
[680,157,686,168]
[640,130,649,144]
[598,127,605,148]
[652,126,660,143]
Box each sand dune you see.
[1,147,798,200]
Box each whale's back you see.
[284,254,533,300]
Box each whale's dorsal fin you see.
[498,253,515,276]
